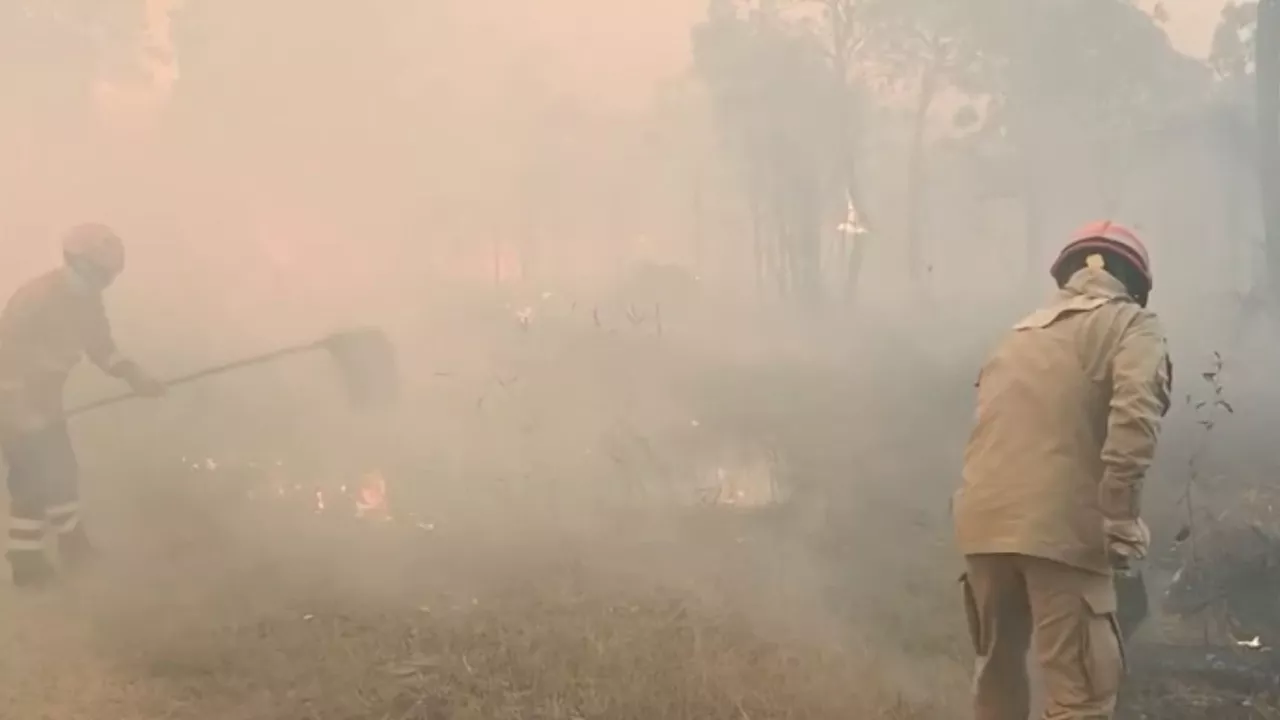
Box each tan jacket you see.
[0,268,128,438]
[953,269,1172,574]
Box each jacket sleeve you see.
[84,298,130,377]
[1098,310,1172,522]
[0,298,19,344]
[0,281,36,340]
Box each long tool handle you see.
[64,341,322,418]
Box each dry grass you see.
[1,495,962,720]
[7,300,1268,720]
[111,583,924,719]
[2,300,974,719]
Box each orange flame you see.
[356,471,390,520]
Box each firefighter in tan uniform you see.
[0,224,165,588]
[953,221,1172,720]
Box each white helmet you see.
[63,223,125,279]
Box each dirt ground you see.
[1,299,1274,719]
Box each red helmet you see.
[1050,221,1152,289]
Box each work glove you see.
[1104,516,1151,569]
[119,362,167,399]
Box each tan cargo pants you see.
[961,553,1124,720]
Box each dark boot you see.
[8,550,56,589]
[57,525,97,573]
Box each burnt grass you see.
[5,495,963,720]
[6,309,1278,719]
[1120,643,1280,719]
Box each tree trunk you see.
[775,211,792,301]
[845,228,865,303]
[1256,0,1280,289]
[492,232,502,287]
[906,62,939,286]
[520,204,537,283]
[1224,143,1242,292]
[750,194,765,301]
[691,166,705,273]
[842,188,868,303]
[1012,113,1045,291]
[786,170,825,306]
[1023,179,1045,291]
[826,0,867,307]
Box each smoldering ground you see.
[2,1,1277,718]
[3,283,1276,719]
[1,301,978,720]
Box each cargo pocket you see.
[1080,583,1125,701]
[960,573,982,653]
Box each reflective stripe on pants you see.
[2,422,79,556]
[7,516,45,552]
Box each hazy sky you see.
[1147,0,1226,57]
[475,0,703,110]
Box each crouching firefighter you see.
[0,224,166,588]
[952,221,1173,720]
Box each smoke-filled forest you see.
[3,1,1280,718]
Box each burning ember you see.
[185,457,414,528]
[356,470,390,520]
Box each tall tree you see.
[1218,0,1280,290]
[860,0,986,286]
[693,0,847,306]
[1211,1,1259,83]
[808,0,876,301]
[1257,0,1280,288]
[931,0,1204,281]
